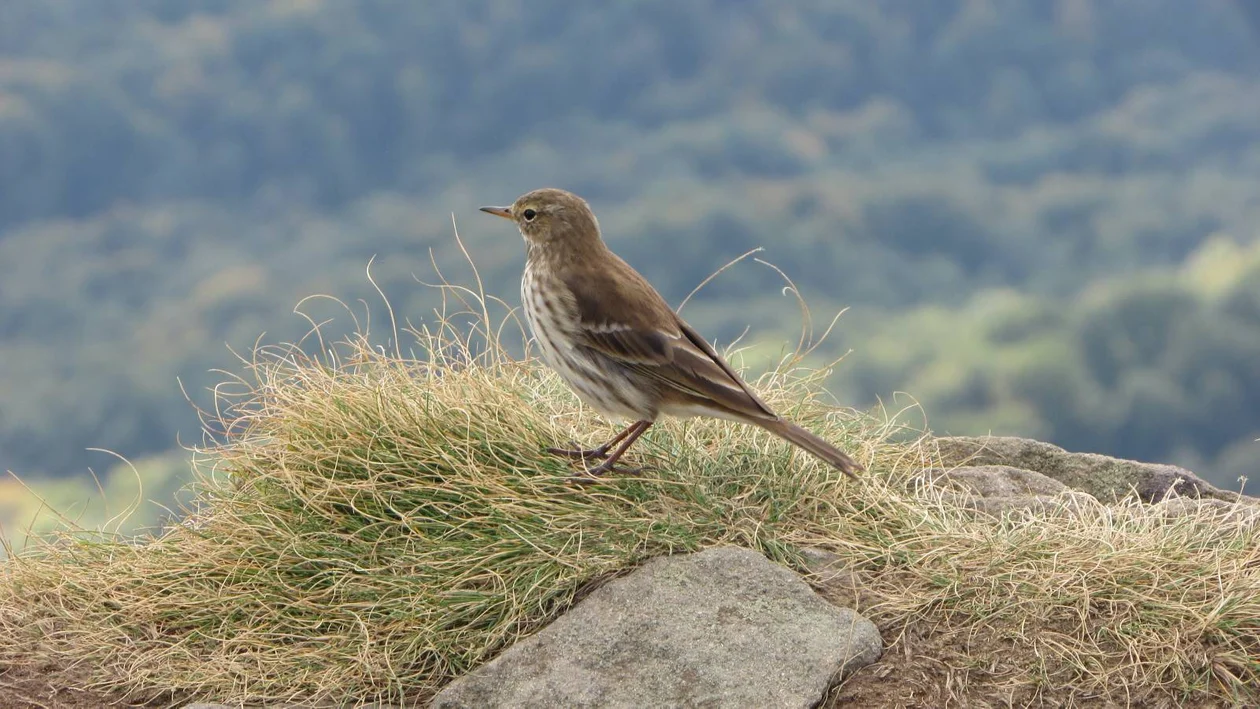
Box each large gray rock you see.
[935,436,1243,504]
[432,546,881,709]
[1154,497,1260,524]
[917,464,1095,516]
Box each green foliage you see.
[0,452,188,555]
[832,239,1260,487]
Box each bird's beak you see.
[479,206,513,220]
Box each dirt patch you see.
[808,568,1234,709]
[0,657,173,709]
[823,621,1236,709]
[0,659,111,709]
[825,623,1086,708]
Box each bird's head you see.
[480,188,602,252]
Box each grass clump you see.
[0,266,1258,707]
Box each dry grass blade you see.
[0,256,1256,707]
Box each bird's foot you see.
[546,442,609,461]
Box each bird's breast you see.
[521,265,579,366]
[521,263,656,421]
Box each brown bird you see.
[480,188,862,478]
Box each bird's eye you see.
[522,208,537,221]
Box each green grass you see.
[1,268,1257,707]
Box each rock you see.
[432,546,882,709]
[1154,497,1260,524]
[935,436,1241,504]
[917,464,1095,516]
[931,464,1068,498]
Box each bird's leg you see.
[547,421,639,460]
[581,420,653,477]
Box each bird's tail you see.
[758,418,863,478]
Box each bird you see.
[480,188,863,478]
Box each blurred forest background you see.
[2,0,1259,541]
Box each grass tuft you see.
[1,261,1257,706]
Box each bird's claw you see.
[546,442,609,460]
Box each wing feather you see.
[561,266,778,422]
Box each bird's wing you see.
[563,267,778,422]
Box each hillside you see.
[1,308,1256,707]
[1,1,1258,522]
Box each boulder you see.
[935,436,1240,504]
[918,464,1095,516]
[432,546,881,709]
[1154,497,1260,523]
